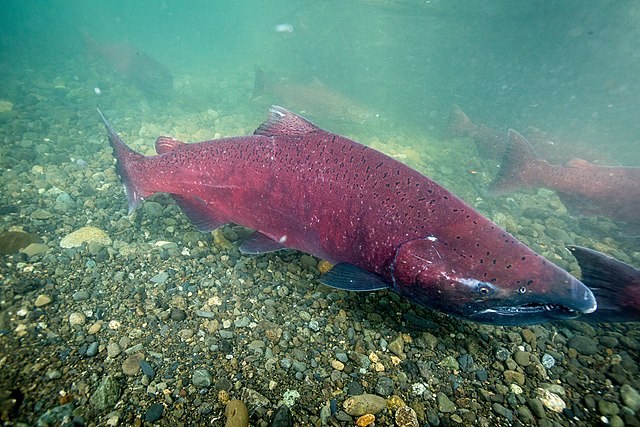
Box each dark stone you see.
[270,404,293,427]
[145,403,164,422]
[139,360,155,378]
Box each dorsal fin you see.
[254,106,321,137]
[155,136,186,154]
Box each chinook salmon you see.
[99,106,596,325]
[491,130,640,233]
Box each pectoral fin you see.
[319,263,389,291]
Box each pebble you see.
[107,343,122,358]
[331,359,345,371]
[492,403,513,420]
[388,335,405,358]
[90,376,121,411]
[145,403,164,422]
[597,399,620,416]
[34,294,52,307]
[343,394,387,416]
[270,404,293,427]
[150,272,169,283]
[68,312,86,326]
[541,353,555,369]
[86,342,99,357]
[375,376,394,397]
[513,350,531,367]
[122,353,143,376]
[536,388,566,413]
[192,368,212,387]
[567,335,598,355]
[87,322,101,335]
[395,405,419,427]
[620,384,640,411]
[436,392,456,413]
[355,413,375,427]
[139,360,155,378]
[224,400,249,427]
[527,398,546,418]
[60,226,112,248]
[72,290,90,301]
[21,243,49,257]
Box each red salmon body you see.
[100,106,596,325]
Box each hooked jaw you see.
[468,276,597,326]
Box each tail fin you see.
[449,105,473,137]
[252,67,267,100]
[97,109,149,213]
[568,245,640,323]
[489,129,540,195]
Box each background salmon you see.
[450,105,616,165]
[253,68,377,123]
[83,32,173,96]
[490,130,640,233]
[100,106,596,326]
[569,246,640,323]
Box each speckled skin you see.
[102,107,596,325]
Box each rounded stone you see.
[224,400,249,427]
[192,368,212,388]
[69,312,86,326]
[343,394,387,416]
[60,226,112,249]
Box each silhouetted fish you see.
[450,105,615,165]
[99,106,596,326]
[569,246,640,323]
[253,68,377,123]
[84,33,173,96]
[491,130,640,232]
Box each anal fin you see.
[239,231,287,254]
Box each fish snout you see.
[569,277,598,314]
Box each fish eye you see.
[477,283,493,295]
[518,286,527,294]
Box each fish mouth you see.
[470,302,583,326]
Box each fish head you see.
[390,237,597,326]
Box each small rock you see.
[492,403,513,420]
[86,342,99,357]
[436,392,456,413]
[150,272,169,283]
[375,377,394,397]
[388,335,405,358]
[69,312,86,326]
[36,403,73,426]
[536,388,565,413]
[90,376,121,411]
[395,405,419,427]
[620,384,640,411]
[88,322,101,335]
[597,399,619,416]
[513,351,531,367]
[122,353,143,376]
[343,394,387,416]
[140,360,155,378]
[20,243,49,257]
[60,226,112,248]
[192,368,212,387]
[34,294,52,307]
[567,335,598,356]
[504,370,525,386]
[527,398,546,418]
[355,413,375,427]
[145,403,164,422]
[107,343,121,358]
[72,290,90,302]
[270,404,293,427]
[225,400,249,427]
[331,360,345,371]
